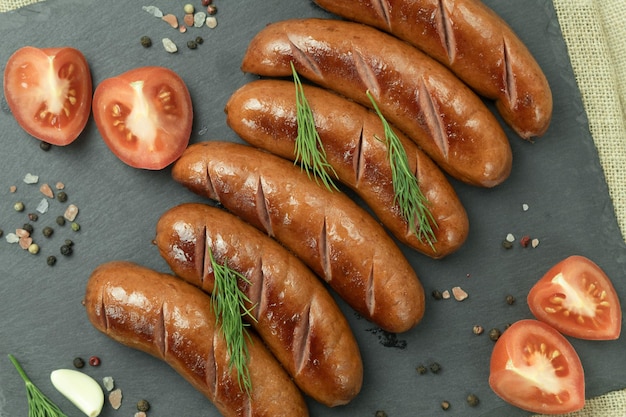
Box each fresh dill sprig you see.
[209,249,257,396]
[8,354,69,417]
[366,90,438,249]
[291,61,339,191]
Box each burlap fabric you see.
[2,0,625,415]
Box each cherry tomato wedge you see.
[489,319,585,415]
[528,255,622,340]
[3,46,92,146]
[92,66,192,170]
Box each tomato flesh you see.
[489,319,585,414]
[3,46,92,145]
[528,255,622,340]
[92,66,192,170]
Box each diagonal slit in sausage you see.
[155,202,364,406]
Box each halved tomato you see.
[92,66,192,170]
[3,46,92,145]
[528,255,622,340]
[489,319,585,415]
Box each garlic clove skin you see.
[50,369,104,417]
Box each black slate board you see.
[1,1,625,416]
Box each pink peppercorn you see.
[89,356,101,366]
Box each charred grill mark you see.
[353,49,380,97]
[354,127,366,186]
[256,178,274,237]
[437,0,456,63]
[418,79,449,159]
[294,303,312,375]
[319,217,332,282]
[502,39,517,107]
[287,36,323,79]
[372,0,392,29]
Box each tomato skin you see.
[489,319,585,415]
[528,255,622,340]
[3,46,92,146]
[92,66,192,170]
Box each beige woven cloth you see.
[2,0,625,415]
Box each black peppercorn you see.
[47,255,57,266]
[140,36,152,48]
[137,400,151,412]
[73,357,85,368]
[42,226,54,238]
[187,40,198,49]
[466,393,479,407]
[28,213,39,222]
[65,239,74,247]
[506,294,516,305]
[22,223,34,234]
[431,289,443,300]
[207,4,217,15]
[56,216,66,226]
[40,141,52,151]
[429,362,441,374]
[60,244,73,256]
[57,191,68,202]
[502,240,514,249]
[195,36,204,44]
[489,328,502,341]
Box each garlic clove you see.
[50,369,104,417]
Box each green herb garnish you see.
[209,249,257,395]
[8,354,69,417]
[291,62,339,191]
[366,90,438,249]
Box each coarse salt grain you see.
[532,238,540,248]
[102,376,115,392]
[206,16,217,28]
[194,11,206,27]
[522,203,529,211]
[162,38,178,53]
[23,173,39,184]
[441,290,451,300]
[505,233,515,242]
[452,286,468,301]
[64,204,79,221]
[6,233,19,243]
[36,198,49,214]
[109,388,123,410]
[142,5,163,18]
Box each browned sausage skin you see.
[241,18,512,188]
[312,0,553,139]
[225,79,469,259]
[154,203,363,406]
[84,261,308,417]
[171,141,425,333]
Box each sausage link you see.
[155,203,363,406]
[241,18,512,187]
[313,0,553,139]
[84,261,308,417]
[171,141,425,333]
[225,79,469,258]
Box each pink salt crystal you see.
[162,13,178,28]
[40,183,54,198]
[179,25,187,33]
[64,204,79,221]
[109,388,123,410]
[452,286,469,301]
[55,182,65,190]
[134,413,147,417]
[19,236,33,250]
[15,228,30,238]
[183,13,194,26]
[9,185,16,193]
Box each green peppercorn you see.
[140,35,152,48]
[40,141,52,151]
[56,216,66,226]
[71,222,80,232]
[466,393,479,407]
[42,226,54,238]
[416,364,427,375]
[73,357,85,368]
[57,191,68,202]
[429,362,441,374]
[22,223,34,234]
[65,239,74,247]
[47,255,57,266]
[60,244,73,256]
[187,40,198,49]
[489,328,502,341]
[195,36,204,45]
[14,202,25,212]
[506,294,516,305]
[28,213,39,222]
[441,400,450,410]
[137,399,151,412]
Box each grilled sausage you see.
[171,141,425,333]
[241,18,512,187]
[84,261,308,417]
[225,79,469,258]
[312,0,553,139]
[154,202,363,406]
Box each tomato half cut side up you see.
[3,46,92,146]
[92,66,192,170]
[489,319,585,415]
[528,255,622,340]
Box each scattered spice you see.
[207,4,217,15]
[472,325,484,335]
[88,356,101,367]
[140,35,153,48]
[55,182,65,190]
[9,185,17,193]
[466,393,479,407]
[134,413,147,417]
[47,256,57,266]
[137,399,150,412]
[14,201,25,212]
[366,328,407,349]
[431,289,443,300]
[429,362,442,374]
[40,141,52,151]
[71,222,81,232]
[502,239,513,249]
[489,328,502,342]
[505,294,516,305]
[73,357,85,368]
[520,235,531,247]
[416,364,427,375]
[441,400,451,410]
[28,213,38,222]
[21,224,33,234]
[201,0,212,6]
